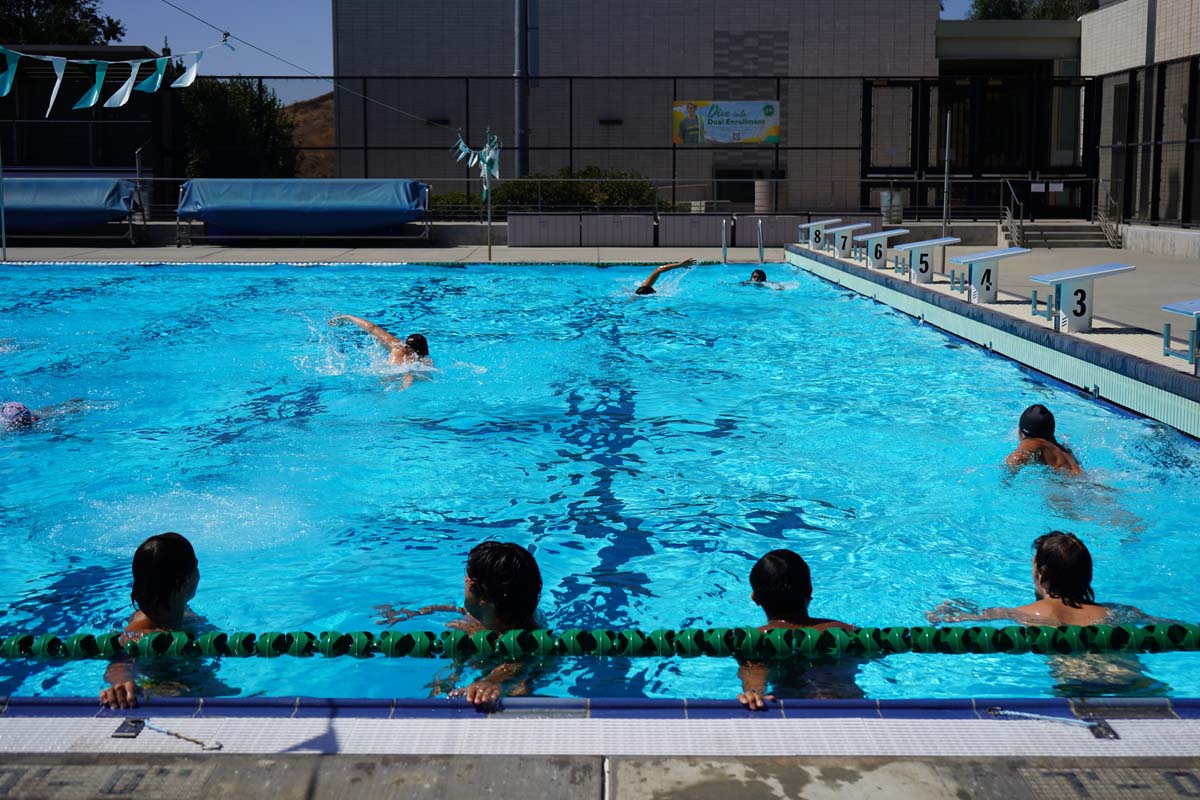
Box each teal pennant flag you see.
[73,61,109,109]
[135,57,169,93]
[0,48,20,98]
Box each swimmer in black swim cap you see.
[634,258,695,295]
[1005,404,1082,475]
[404,333,429,358]
[741,269,785,290]
[329,314,434,389]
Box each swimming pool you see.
[2,260,1198,700]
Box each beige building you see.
[1083,0,1200,230]
[332,0,941,210]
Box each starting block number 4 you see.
[969,263,996,303]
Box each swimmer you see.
[741,268,785,290]
[100,533,202,708]
[737,549,857,710]
[1005,404,1082,475]
[329,314,433,389]
[375,541,545,709]
[1,398,85,431]
[634,258,696,295]
[1,401,37,431]
[928,531,1161,626]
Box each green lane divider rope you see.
[2,624,1199,661]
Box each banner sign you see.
[672,100,780,144]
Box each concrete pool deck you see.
[3,697,1200,799]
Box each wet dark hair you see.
[131,532,198,619]
[635,286,655,295]
[1033,531,1094,607]
[467,541,542,623]
[405,333,429,358]
[1019,404,1056,440]
[750,549,813,616]
[750,269,767,282]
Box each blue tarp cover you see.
[176,179,429,236]
[0,178,137,232]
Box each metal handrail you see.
[1002,179,1025,247]
[1094,179,1123,248]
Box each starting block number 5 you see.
[911,248,933,284]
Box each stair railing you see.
[1002,179,1025,248]
[1093,179,1123,249]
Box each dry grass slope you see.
[285,92,335,178]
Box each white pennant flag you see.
[104,60,146,108]
[170,50,203,89]
[44,56,67,117]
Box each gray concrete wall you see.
[1120,224,1200,260]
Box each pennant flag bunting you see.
[0,49,20,98]
[0,41,222,116]
[105,60,146,108]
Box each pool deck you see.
[2,698,1200,798]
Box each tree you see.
[968,0,1030,19]
[179,77,300,178]
[1025,0,1098,19]
[0,0,125,45]
[969,0,1098,19]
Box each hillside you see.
[285,92,335,178]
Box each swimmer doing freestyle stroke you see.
[329,314,433,390]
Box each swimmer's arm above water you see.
[329,314,403,351]
[637,257,696,292]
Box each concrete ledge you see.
[785,243,1200,438]
[1121,224,1200,260]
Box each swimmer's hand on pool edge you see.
[737,688,775,711]
[452,679,504,711]
[737,662,775,712]
[100,660,140,709]
[100,680,139,709]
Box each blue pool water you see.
[2,260,1199,700]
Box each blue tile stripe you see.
[2,695,1195,720]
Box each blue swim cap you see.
[1,402,34,429]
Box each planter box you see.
[733,215,809,247]
[507,213,581,246]
[657,213,734,247]
[581,214,655,247]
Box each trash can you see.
[880,190,903,224]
